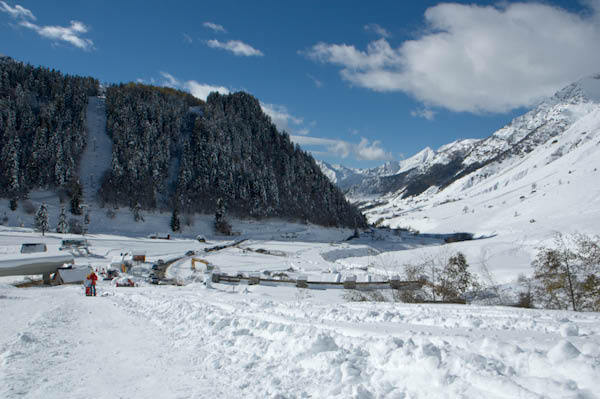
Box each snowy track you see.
[80,96,111,203]
[3,283,598,398]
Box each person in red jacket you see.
[88,271,98,296]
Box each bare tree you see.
[531,233,600,311]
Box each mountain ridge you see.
[319,74,600,203]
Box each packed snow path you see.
[80,96,111,203]
[1,283,599,398]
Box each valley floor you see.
[1,227,599,398]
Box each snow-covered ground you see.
[351,79,600,284]
[2,76,600,397]
[1,225,599,398]
[2,275,599,398]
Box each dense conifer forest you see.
[0,57,365,228]
[0,56,98,199]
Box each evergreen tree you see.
[170,207,181,232]
[35,203,49,236]
[9,198,17,211]
[0,57,98,198]
[70,180,83,215]
[56,206,68,233]
[132,202,144,222]
[214,197,231,235]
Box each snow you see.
[0,221,599,398]
[1,275,599,398]
[2,74,600,398]
[79,96,111,203]
[348,76,600,285]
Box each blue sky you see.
[1,0,599,168]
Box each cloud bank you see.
[305,2,600,113]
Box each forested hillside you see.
[175,92,362,226]
[0,57,98,198]
[99,83,202,209]
[100,85,365,227]
[0,57,364,228]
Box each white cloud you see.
[307,73,323,88]
[356,138,391,161]
[203,21,226,33]
[364,23,390,38]
[19,20,93,50]
[1,2,92,50]
[291,135,392,161]
[185,81,230,100]
[411,108,436,120]
[159,71,229,100]
[305,2,600,113]
[206,39,263,57]
[261,103,304,133]
[182,33,193,43]
[0,1,35,20]
[160,71,180,87]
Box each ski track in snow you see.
[2,282,599,398]
[80,96,111,204]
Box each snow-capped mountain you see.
[318,138,481,197]
[344,74,600,237]
[320,75,600,205]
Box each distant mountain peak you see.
[320,74,600,202]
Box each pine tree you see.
[70,180,83,215]
[9,198,17,211]
[35,203,49,236]
[83,206,90,235]
[132,202,144,222]
[170,207,181,232]
[214,197,231,235]
[56,206,68,233]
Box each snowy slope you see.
[352,95,600,283]
[364,76,600,233]
[79,96,111,203]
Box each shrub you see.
[343,289,387,302]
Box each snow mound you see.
[547,340,580,364]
